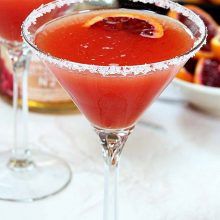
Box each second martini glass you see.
[22,0,206,218]
[0,0,72,202]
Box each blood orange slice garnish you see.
[83,13,164,38]
[194,58,220,87]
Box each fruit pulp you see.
[35,9,194,129]
[195,58,220,87]
[0,0,51,42]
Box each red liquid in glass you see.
[35,10,194,129]
[0,0,50,42]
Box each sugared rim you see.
[22,0,207,76]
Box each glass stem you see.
[95,126,134,220]
[104,162,119,220]
[8,44,32,169]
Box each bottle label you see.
[0,44,71,104]
[28,56,71,103]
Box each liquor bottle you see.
[0,44,76,112]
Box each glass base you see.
[0,150,72,202]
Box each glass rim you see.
[22,0,207,75]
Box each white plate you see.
[173,78,220,116]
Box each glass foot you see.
[0,150,72,202]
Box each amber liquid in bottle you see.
[0,44,76,113]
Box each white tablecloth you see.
[0,84,220,220]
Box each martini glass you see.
[22,0,206,218]
[0,0,72,202]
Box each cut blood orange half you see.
[83,13,164,38]
[168,5,218,59]
[176,67,193,82]
[194,58,220,87]
[210,0,220,4]
[211,32,220,59]
[186,5,218,53]
[194,50,214,59]
[184,0,204,3]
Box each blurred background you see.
[0,0,220,220]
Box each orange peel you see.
[210,0,220,4]
[194,58,204,84]
[176,68,193,83]
[167,10,179,19]
[195,50,214,59]
[211,34,220,59]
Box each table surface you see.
[0,84,220,220]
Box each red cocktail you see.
[35,10,193,129]
[22,0,206,218]
[0,0,50,42]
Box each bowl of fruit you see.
[171,5,220,116]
